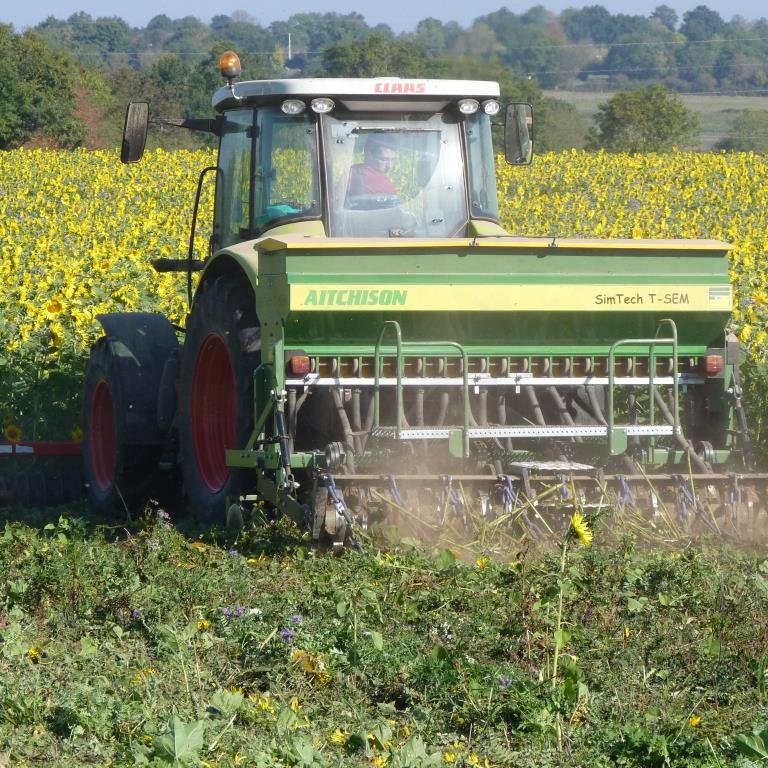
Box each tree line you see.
[2,5,768,152]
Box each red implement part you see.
[0,441,82,457]
[191,332,236,493]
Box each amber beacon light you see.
[219,51,242,82]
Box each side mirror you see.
[505,103,533,166]
[121,102,149,164]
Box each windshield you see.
[214,107,320,248]
[466,112,500,221]
[322,111,468,238]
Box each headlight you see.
[310,98,335,114]
[281,99,306,115]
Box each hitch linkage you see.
[320,473,363,551]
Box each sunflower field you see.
[2,147,768,442]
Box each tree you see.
[322,32,430,77]
[651,5,678,31]
[0,25,87,149]
[602,29,677,80]
[546,99,589,149]
[679,5,725,41]
[561,5,615,44]
[716,110,768,153]
[587,85,699,152]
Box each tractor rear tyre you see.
[178,275,260,523]
[82,338,161,516]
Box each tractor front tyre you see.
[178,275,260,523]
[82,339,161,516]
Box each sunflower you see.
[44,297,63,317]
[3,423,22,443]
[570,512,593,547]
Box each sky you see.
[3,0,766,34]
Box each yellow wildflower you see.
[330,729,347,745]
[26,646,42,663]
[689,714,701,727]
[370,757,389,767]
[253,695,275,714]
[475,556,490,569]
[443,752,458,764]
[197,619,211,632]
[624,626,631,640]
[44,297,63,316]
[290,696,302,712]
[570,512,593,547]
[291,648,331,684]
[3,424,22,443]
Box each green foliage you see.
[321,31,431,78]
[13,7,768,150]
[735,723,768,760]
[543,99,589,150]
[0,509,766,766]
[716,109,768,153]
[587,85,700,152]
[0,25,87,149]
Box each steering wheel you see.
[345,193,402,211]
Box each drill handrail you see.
[373,320,471,456]
[607,318,679,455]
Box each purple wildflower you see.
[131,608,143,620]
[498,675,513,689]
[235,605,246,618]
[290,614,303,625]
[158,510,171,521]
[222,607,234,620]
[280,628,296,643]
[228,548,239,558]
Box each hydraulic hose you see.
[524,386,547,427]
[331,388,356,473]
[351,388,363,454]
[653,388,711,473]
[546,385,583,443]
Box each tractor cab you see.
[212,77,520,246]
[121,53,533,248]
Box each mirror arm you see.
[150,117,220,135]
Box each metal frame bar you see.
[374,320,471,456]
[371,425,675,439]
[286,374,701,388]
[607,318,679,455]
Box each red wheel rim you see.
[191,333,236,492]
[90,379,117,491]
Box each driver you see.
[347,136,398,197]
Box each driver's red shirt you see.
[347,163,397,196]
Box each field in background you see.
[545,90,768,149]
[3,148,768,443]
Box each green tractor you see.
[82,52,760,543]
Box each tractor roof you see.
[212,77,500,112]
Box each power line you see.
[44,31,768,58]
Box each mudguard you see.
[95,312,179,444]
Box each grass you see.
[544,89,768,149]
[0,501,767,767]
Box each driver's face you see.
[372,149,396,171]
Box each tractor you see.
[81,52,762,545]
